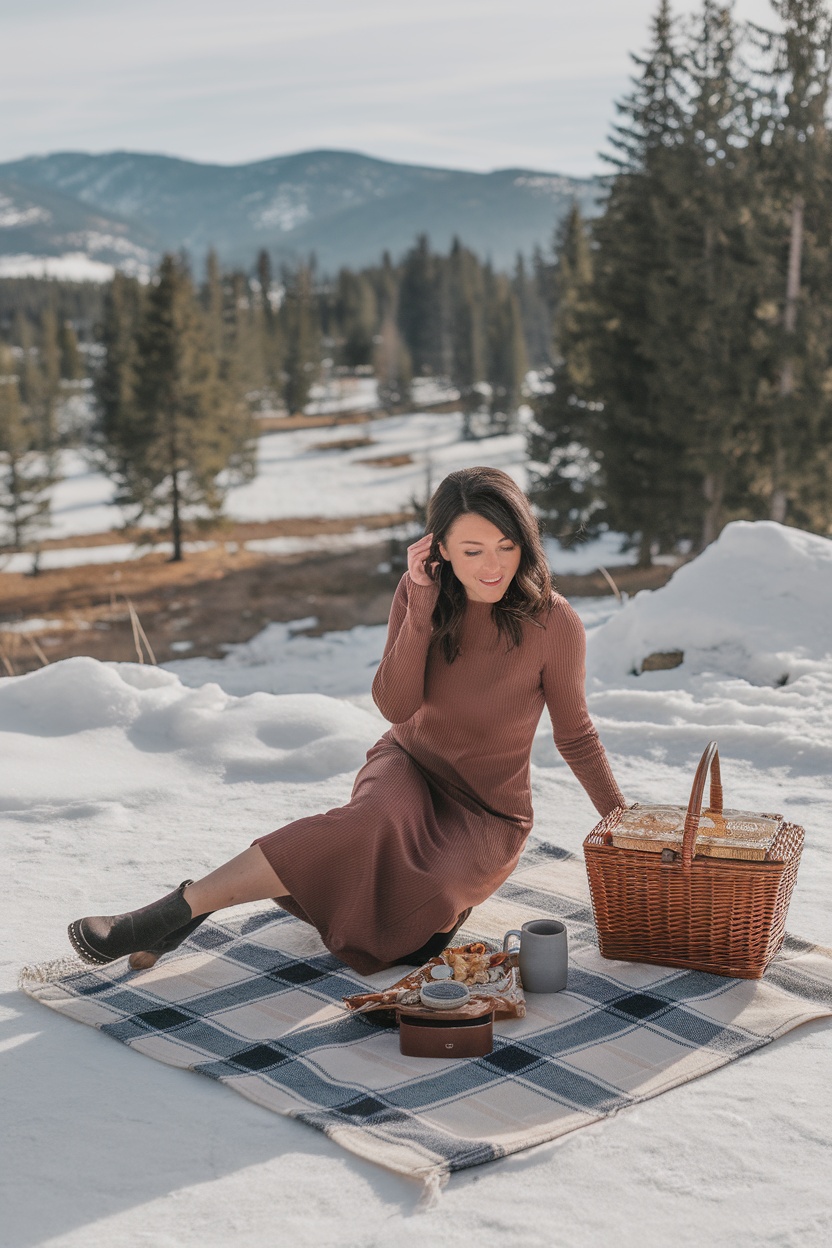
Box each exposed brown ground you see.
[0,522,677,679]
[256,398,460,432]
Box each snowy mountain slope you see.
[0,148,602,272]
[0,175,154,277]
[1,522,830,1246]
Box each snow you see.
[0,252,119,282]
[9,401,642,583]
[2,520,831,1245]
[544,529,639,575]
[0,539,216,573]
[587,521,832,686]
[6,403,645,580]
[0,406,643,586]
[14,412,526,551]
[0,194,51,228]
[166,616,391,700]
[224,411,524,524]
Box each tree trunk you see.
[10,457,22,549]
[771,195,804,524]
[170,468,182,562]
[700,466,725,549]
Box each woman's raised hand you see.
[407,533,438,586]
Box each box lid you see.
[612,804,783,858]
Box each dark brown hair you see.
[424,466,553,663]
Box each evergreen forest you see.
[530,0,832,562]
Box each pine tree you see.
[38,306,62,448]
[748,0,832,528]
[397,235,441,375]
[484,271,527,433]
[531,1,832,553]
[375,315,413,412]
[280,265,321,415]
[58,319,84,381]
[13,313,46,447]
[255,249,283,392]
[228,270,266,395]
[641,0,761,549]
[527,204,605,541]
[582,0,700,563]
[0,352,56,551]
[334,268,378,368]
[447,239,486,436]
[256,249,274,333]
[373,252,412,411]
[95,271,143,452]
[96,255,256,561]
[513,253,552,370]
[203,249,224,359]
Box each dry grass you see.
[0,514,678,679]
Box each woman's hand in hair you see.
[407,533,438,586]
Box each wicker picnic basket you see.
[583,742,805,979]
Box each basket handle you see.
[681,741,723,867]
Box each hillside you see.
[0,175,154,278]
[0,148,602,274]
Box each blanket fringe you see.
[19,956,83,990]
[418,1170,449,1210]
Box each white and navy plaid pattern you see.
[21,842,832,1184]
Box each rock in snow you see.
[588,521,832,686]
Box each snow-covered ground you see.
[4,406,645,582]
[35,410,526,540]
[0,252,129,282]
[302,375,453,416]
[2,520,830,1246]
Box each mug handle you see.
[502,929,522,952]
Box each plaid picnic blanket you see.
[20,841,832,1189]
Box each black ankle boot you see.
[399,908,472,966]
[68,880,195,966]
[141,910,213,957]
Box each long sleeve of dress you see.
[542,598,626,817]
[372,573,440,723]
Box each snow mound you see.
[0,657,380,782]
[0,656,152,736]
[587,521,832,686]
[165,618,389,699]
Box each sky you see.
[2,0,778,177]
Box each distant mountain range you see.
[0,149,603,279]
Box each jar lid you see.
[429,963,454,980]
[419,981,471,1010]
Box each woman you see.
[69,467,626,975]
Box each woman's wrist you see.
[406,571,439,594]
[405,574,439,622]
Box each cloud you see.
[0,0,778,175]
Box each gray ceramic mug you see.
[502,919,568,993]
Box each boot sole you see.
[67,920,117,966]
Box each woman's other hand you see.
[407,533,438,586]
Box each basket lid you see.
[615,804,783,853]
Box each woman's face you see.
[438,513,522,603]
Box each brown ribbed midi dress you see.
[253,572,625,975]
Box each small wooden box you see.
[397,1004,494,1058]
